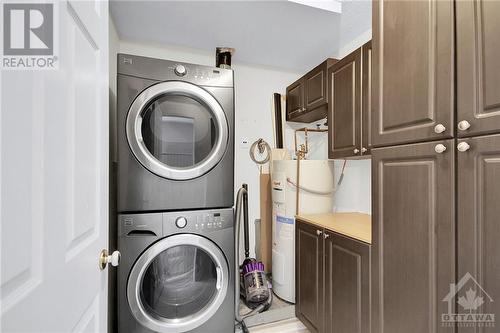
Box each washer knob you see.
[175,216,187,228]
[174,65,187,76]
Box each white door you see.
[1,1,109,332]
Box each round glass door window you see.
[127,81,229,180]
[127,235,229,333]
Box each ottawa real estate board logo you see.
[2,2,58,69]
[442,272,495,328]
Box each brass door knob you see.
[99,250,121,270]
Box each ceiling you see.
[110,1,371,71]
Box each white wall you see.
[113,39,301,257]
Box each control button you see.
[174,65,187,77]
[175,217,187,229]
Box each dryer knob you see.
[174,65,187,77]
[175,216,188,229]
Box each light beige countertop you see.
[296,212,372,244]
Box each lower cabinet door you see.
[457,134,500,332]
[324,232,370,333]
[296,221,324,333]
[371,140,455,333]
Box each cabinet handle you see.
[323,233,330,239]
[434,144,447,154]
[457,141,470,152]
[434,124,446,134]
[353,148,360,154]
[458,120,471,131]
[361,147,367,153]
[316,230,322,236]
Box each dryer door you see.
[126,81,229,180]
[127,234,229,333]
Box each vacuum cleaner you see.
[235,184,273,332]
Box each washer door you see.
[127,234,229,333]
[127,81,229,180]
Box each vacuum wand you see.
[242,183,250,259]
[235,184,273,332]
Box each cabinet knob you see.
[458,120,471,131]
[457,141,470,152]
[353,148,360,154]
[323,233,330,239]
[434,124,446,134]
[316,230,322,236]
[434,144,447,154]
[361,147,367,153]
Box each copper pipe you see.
[293,127,328,215]
[294,127,328,160]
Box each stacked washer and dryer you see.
[116,54,235,333]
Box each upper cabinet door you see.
[362,41,373,155]
[372,0,454,147]
[328,48,362,159]
[457,0,500,138]
[305,62,328,111]
[457,134,500,332]
[286,79,304,120]
[372,140,455,333]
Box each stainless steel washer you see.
[117,208,234,333]
[117,54,234,212]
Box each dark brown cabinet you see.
[371,140,455,333]
[457,0,500,138]
[372,0,454,147]
[296,220,371,333]
[296,221,323,333]
[457,134,500,332]
[324,233,371,333]
[328,41,372,159]
[286,79,305,119]
[370,2,500,332]
[286,59,337,123]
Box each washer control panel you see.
[119,208,233,237]
[163,208,233,234]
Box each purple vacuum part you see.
[244,261,265,274]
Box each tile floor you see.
[240,291,295,327]
[249,318,309,333]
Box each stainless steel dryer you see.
[117,208,234,333]
[117,54,234,213]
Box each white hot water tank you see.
[271,160,334,303]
